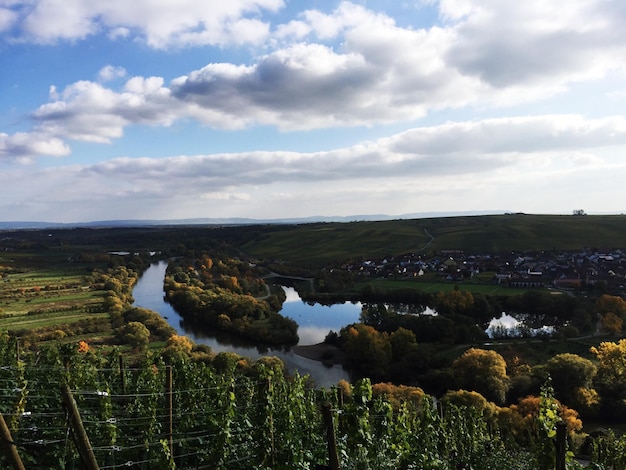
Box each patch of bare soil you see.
[292,343,348,367]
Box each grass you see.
[0,250,110,343]
[241,214,626,264]
[360,278,537,296]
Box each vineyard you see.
[0,336,625,470]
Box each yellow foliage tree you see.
[452,348,511,404]
[601,312,623,335]
[372,382,426,410]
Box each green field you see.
[0,252,111,343]
[242,214,626,263]
[3,213,626,345]
[361,278,537,296]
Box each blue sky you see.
[2,0,626,222]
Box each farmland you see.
[3,213,626,347]
[1,215,626,468]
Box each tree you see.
[389,327,418,359]
[596,294,626,318]
[590,339,626,420]
[371,382,426,410]
[434,289,474,315]
[162,334,194,360]
[597,294,626,332]
[342,324,392,378]
[117,321,150,350]
[441,389,497,419]
[545,353,597,411]
[601,312,623,335]
[452,348,511,404]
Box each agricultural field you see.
[360,277,533,296]
[241,213,626,264]
[0,249,113,346]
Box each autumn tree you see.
[441,389,497,419]
[546,353,598,416]
[117,321,150,350]
[452,348,511,404]
[389,327,418,359]
[434,289,474,315]
[372,382,426,410]
[596,294,626,319]
[162,334,194,360]
[591,339,626,420]
[601,312,623,335]
[342,324,392,378]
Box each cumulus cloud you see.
[2,114,625,221]
[442,0,626,89]
[0,131,71,160]
[80,115,624,189]
[32,78,177,143]
[4,1,626,160]
[14,0,626,145]
[98,65,127,82]
[0,7,17,32]
[7,0,283,47]
[385,115,626,155]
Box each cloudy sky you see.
[2,0,626,222]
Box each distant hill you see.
[0,211,506,230]
[239,213,626,263]
[3,212,626,265]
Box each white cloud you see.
[4,0,626,150]
[98,65,127,82]
[0,131,71,160]
[32,78,177,143]
[8,0,283,47]
[201,192,251,201]
[443,0,626,89]
[0,7,17,31]
[79,115,623,189]
[3,114,625,221]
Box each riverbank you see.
[292,342,348,367]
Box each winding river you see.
[132,261,361,387]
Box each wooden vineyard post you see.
[0,412,25,470]
[321,402,340,470]
[555,421,567,470]
[166,365,174,460]
[61,384,100,470]
[266,376,275,467]
[119,355,127,395]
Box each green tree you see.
[389,327,418,359]
[545,353,596,403]
[452,348,511,405]
[546,353,598,415]
[117,321,150,350]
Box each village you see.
[340,247,626,294]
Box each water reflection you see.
[131,261,358,387]
[486,312,556,338]
[279,286,362,345]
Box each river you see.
[132,261,360,387]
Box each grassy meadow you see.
[242,214,626,263]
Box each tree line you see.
[163,255,299,347]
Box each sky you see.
[2,0,626,223]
